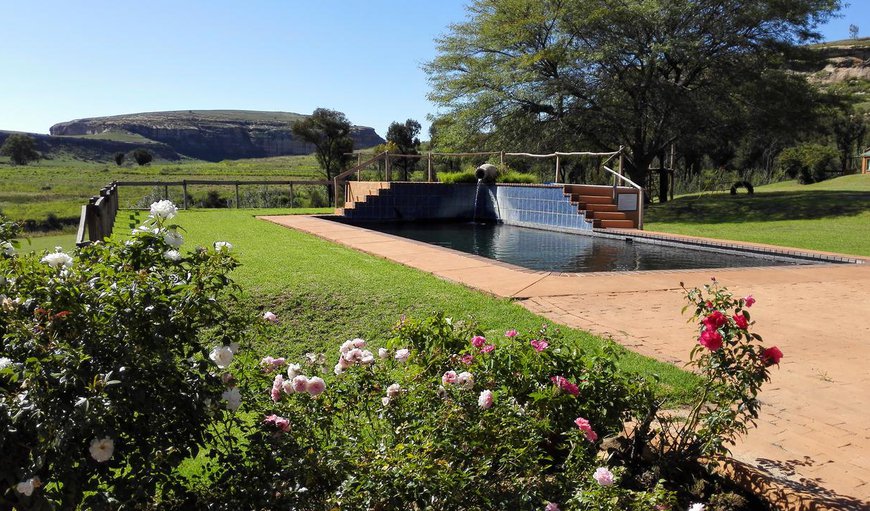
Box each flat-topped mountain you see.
[50,110,385,161]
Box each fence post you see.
[290,183,294,208]
[555,154,561,183]
[427,152,433,182]
[87,198,100,243]
[385,154,391,182]
[235,182,240,208]
[182,180,189,209]
[164,184,169,200]
[500,151,504,166]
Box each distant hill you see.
[805,37,870,84]
[49,109,385,162]
[0,130,182,162]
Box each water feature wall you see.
[341,183,594,233]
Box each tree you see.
[426,0,843,191]
[114,152,126,166]
[0,134,40,165]
[832,111,867,173]
[292,108,354,201]
[386,119,422,180]
[849,24,859,39]
[132,148,153,166]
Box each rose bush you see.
[0,207,256,509]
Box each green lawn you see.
[141,208,699,403]
[646,174,870,256]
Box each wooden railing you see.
[76,183,120,247]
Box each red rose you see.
[551,376,580,396]
[762,346,783,366]
[732,313,749,330]
[744,295,756,308]
[699,329,723,351]
[702,310,727,331]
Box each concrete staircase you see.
[335,182,392,215]
[563,185,636,229]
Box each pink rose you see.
[478,389,493,409]
[762,346,783,366]
[352,338,366,348]
[471,335,486,348]
[442,370,457,385]
[593,467,614,486]
[263,414,290,432]
[699,329,723,351]
[262,311,278,323]
[480,344,495,354]
[271,374,284,402]
[505,329,518,338]
[291,375,309,393]
[552,376,579,396]
[461,354,474,365]
[732,313,748,330]
[744,295,756,308]
[306,376,326,396]
[702,310,727,331]
[574,416,597,442]
[282,380,295,394]
[530,339,549,352]
[545,503,560,511]
[260,356,286,372]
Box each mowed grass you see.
[142,208,700,403]
[645,174,870,256]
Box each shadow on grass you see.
[647,191,870,224]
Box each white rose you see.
[0,357,12,370]
[286,363,302,379]
[209,346,234,369]
[457,371,475,390]
[222,387,241,411]
[163,250,181,262]
[339,340,354,354]
[1,241,15,257]
[214,241,233,252]
[89,437,115,463]
[334,363,345,375]
[150,200,178,220]
[394,349,410,364]
[688,505,705,511]
[378,348,389,359]
[381,396,391,406]
[343,348,363,363]
[386,383,401,398]
[359,350,375,365]
[16,479,34,496]
[41,252,73,269]
[351,338,366,348]
[163,230,184,248]
[262,311,278,323]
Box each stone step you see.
[600,219,636,229]
[577,194,614,205]
[564,185,613,197]
[590,211,628,221]
[334,207,345,215]
[586,203,618,212]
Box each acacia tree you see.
[0,134,40,165]
[292,108,354,200]
[386,119,422,180]
[426,0,843,190]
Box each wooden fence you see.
[75,179,330,247]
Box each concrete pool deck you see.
[261,215,870,510]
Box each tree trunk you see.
[658,149,669,204]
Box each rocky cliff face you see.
[50,110,385,162]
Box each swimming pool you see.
[357,221,819,273]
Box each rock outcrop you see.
[50,110,385,162]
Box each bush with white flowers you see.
[0,206,256,509]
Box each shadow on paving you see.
[751,457,869,510]
[647,191,870,224]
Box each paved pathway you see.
[261,215,870,510]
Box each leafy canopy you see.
[426,0,843,185]
[0,134,40,165]
[292,108,355,182]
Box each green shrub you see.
[437,170,478,183]
[438,166,539,184]
[778,144,839,184]
[0,204,255,509]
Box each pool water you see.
[361,221,811,273]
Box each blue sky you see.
[0,0,866,137]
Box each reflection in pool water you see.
[360,221,809,273]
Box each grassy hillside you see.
[645,174,870,256]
